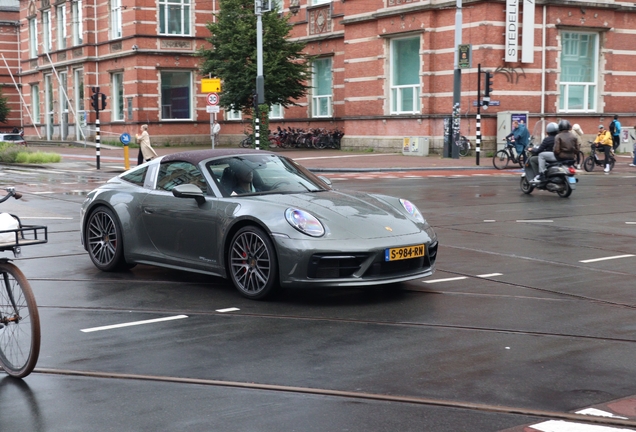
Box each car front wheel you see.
[228,226,279,300]
[86,207,126,271]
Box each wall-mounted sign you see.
[505,0,518,62]
[521,0,535,63]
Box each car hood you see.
[251,190,422,239]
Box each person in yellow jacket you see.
[594,124,613,173]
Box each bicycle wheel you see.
[493,150,510,170]
[240,136,252,148]
[458,137,470,157]
[0,262,40,378]
[583,156,595,172]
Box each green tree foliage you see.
[197,0,312,113]
[0,86,9,124]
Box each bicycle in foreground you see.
[493,136,526,169]
[0,187,47,378]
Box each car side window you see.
[121,166,147,187]
[156,161,207,194]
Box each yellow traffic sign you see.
[201,78,221,93]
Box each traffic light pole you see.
[476,64,481,166]
[91,87,101,170]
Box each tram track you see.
[30,368,636,429]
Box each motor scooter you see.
[520,153,578,198]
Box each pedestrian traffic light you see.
[483,71,494,106]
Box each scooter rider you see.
[529,122,559,183]
[535,120,578,183]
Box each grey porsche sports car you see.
[80,149,438,299]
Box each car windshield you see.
[206,154,331,197]
[1,135,22,141]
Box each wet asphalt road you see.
[0,162,636,431]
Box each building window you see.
[74,69,85,140]
[56,5,67,50]
[226,109,242,120]
[159,0,191,36]
[312,0,330,5]
[31,85,40,123]
[110,0,122,39]
[270,104,284,119]
[390,37,421,114]
[72,0,83,46]
[559,31,598,113]
[312,57,332,118]
[42,10,52,53]
[28,18,38,58]
[112,72,124,121]
[161,71,192,120]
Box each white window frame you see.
[31,85,40,122]
[226,109,242,121]
[311,0,331,5]
[110,0,122,39]
[42,10,52,53]
[72,0,83,46]
[312,57,332,118]
[56,5,67,50]
[558,31,599,113]
[74,68,85,140]
[390,36,421,115]
[269,104,284,119]
[160,71,193,121]
[112,72,124,121]
[28,18,38,58]
[159,0,191,36]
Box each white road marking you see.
[216,307,240,313]
[516,219,554,223]
[625,222,636,225]
[423,276,468,284]
[32,191,55,194]
[576,408,628,419]
[580,254,635,263]
[483,220,496,222]
[80,315,188,333]
[529,420,631,431]
[477,273,503,278]
[20,216,73,220]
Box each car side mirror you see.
[172,184,205,204]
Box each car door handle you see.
[143,207,154,214]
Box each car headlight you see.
[400,199,424,223]
[285,208,325,237]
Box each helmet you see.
[558,120,571,132]
[546,122,559,134]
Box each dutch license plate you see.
[385,244,425,262]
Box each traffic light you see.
[100,93,107,111]
[91,93,100,111]
[483,71,493,107]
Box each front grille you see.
[365,256,425,277]
[308,253,368,279]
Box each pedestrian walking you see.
[630,126,636,167]
[136,124,158,165]
[609,115,621,150]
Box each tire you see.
[583,156,595,172]
[228,226,279,300]
[610,157,616,171]
[458,137,470,157]
[493,150,510,170]
[520,176,534,194]
[557,182,572,198]
[0,262,40,378]
[86,207,127,272]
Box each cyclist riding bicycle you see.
[505,120,530,159]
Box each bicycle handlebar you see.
[0,187,20,204]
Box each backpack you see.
[609,120,616,134]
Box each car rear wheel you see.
[86,207,127,271]
[228,226,278,300]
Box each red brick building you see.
[3,0,636,152]
[0,0,21,130]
